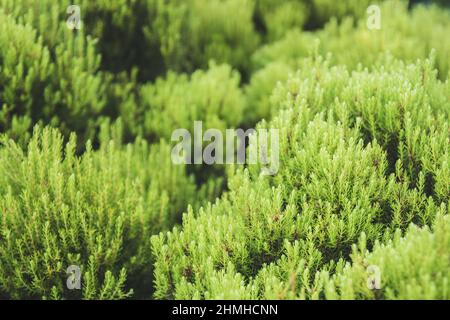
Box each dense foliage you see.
[0,0,448,300]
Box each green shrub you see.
[151,56,449,299]
[270,56,449,195]
[0,0,153,78]
[244,61,294,125]
[309,0,376,27]
[254,0,310,41]
[0,127,197,299]
[254,0,384,41]
[135,62,246,199]
[317,1,450,79]
[0,10,109,147]
[252,1,450,79]
[138,63,246,141]
[145,0,259,76]
[317,213,450,300]
[0,3,250,145]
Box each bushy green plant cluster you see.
[0,127,199,299]
[0,0,448,300]
[318,213,450,300]
[146,0,260,77]
[247,1,450,123]
[152,55,449,299]
[136,63,246,141]
[0,10,107,147]
[0,0,151,76]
